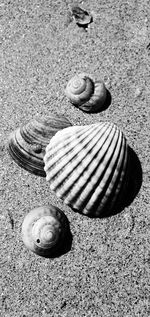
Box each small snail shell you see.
[65,73,107,113]
[22,205,70,257]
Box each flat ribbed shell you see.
[8,115,71,176]
[44,122,129,217]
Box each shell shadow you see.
[95,89,112,113]
[98,146,143,218]
[122,146,143,206]
[71,146,142,218]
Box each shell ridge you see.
[8,114,72,177]
[44,125,98,178]
[74,77,94,104]
[54,125,113,197]
[85,81,107,107]
[65,74,94,105]
[46,122,108,150]
[13,128,42,158]
[70,128,119,211]
[21,122,54,144]
[62,125,118,209]
[104,141,129,212]
[9,140,45,176]
[22,126,50,145]
[21,126,35,143]
[22,205,70,257]
[44,124,103,177]
[45,123,113,191]
[45,125,90,156]
[92,131,126,215]
[11,145,45,173]
[65,73,107,112]
[68,77,86,95]
[9,133,41,164]
[86,130,123,207]
[44,122,129,217]
[14,133,44,161]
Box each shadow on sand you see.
[96,89,112,113]
[97,146,143,218]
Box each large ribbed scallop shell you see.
[8,114,71,177]
[22,205,71,257]
[44,122,129,217]
[65,73,107,113]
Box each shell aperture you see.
[44,122,130,217]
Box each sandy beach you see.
[0,0,149,316]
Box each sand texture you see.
[0,0,150,316]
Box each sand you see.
[0,0,150,316]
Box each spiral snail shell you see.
[44,122,130,217]
[22,205,71,257]
[65,73,107,113]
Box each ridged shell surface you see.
[8,114,71,176]
[44,122,129,217]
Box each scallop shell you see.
[44,122,130,217]
[22,205,70,257]
[71,6,92,27]
[65,73,107,113]
[8,114,71,176]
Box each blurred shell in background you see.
[22,205,71,258]
[8,114,71,177]
[44,122,130,217]
[71,6,93,28]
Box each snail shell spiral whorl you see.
[44,122,130,217]
[65,73,94,106]
[65,73,107,113]
[22,205,70,257]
